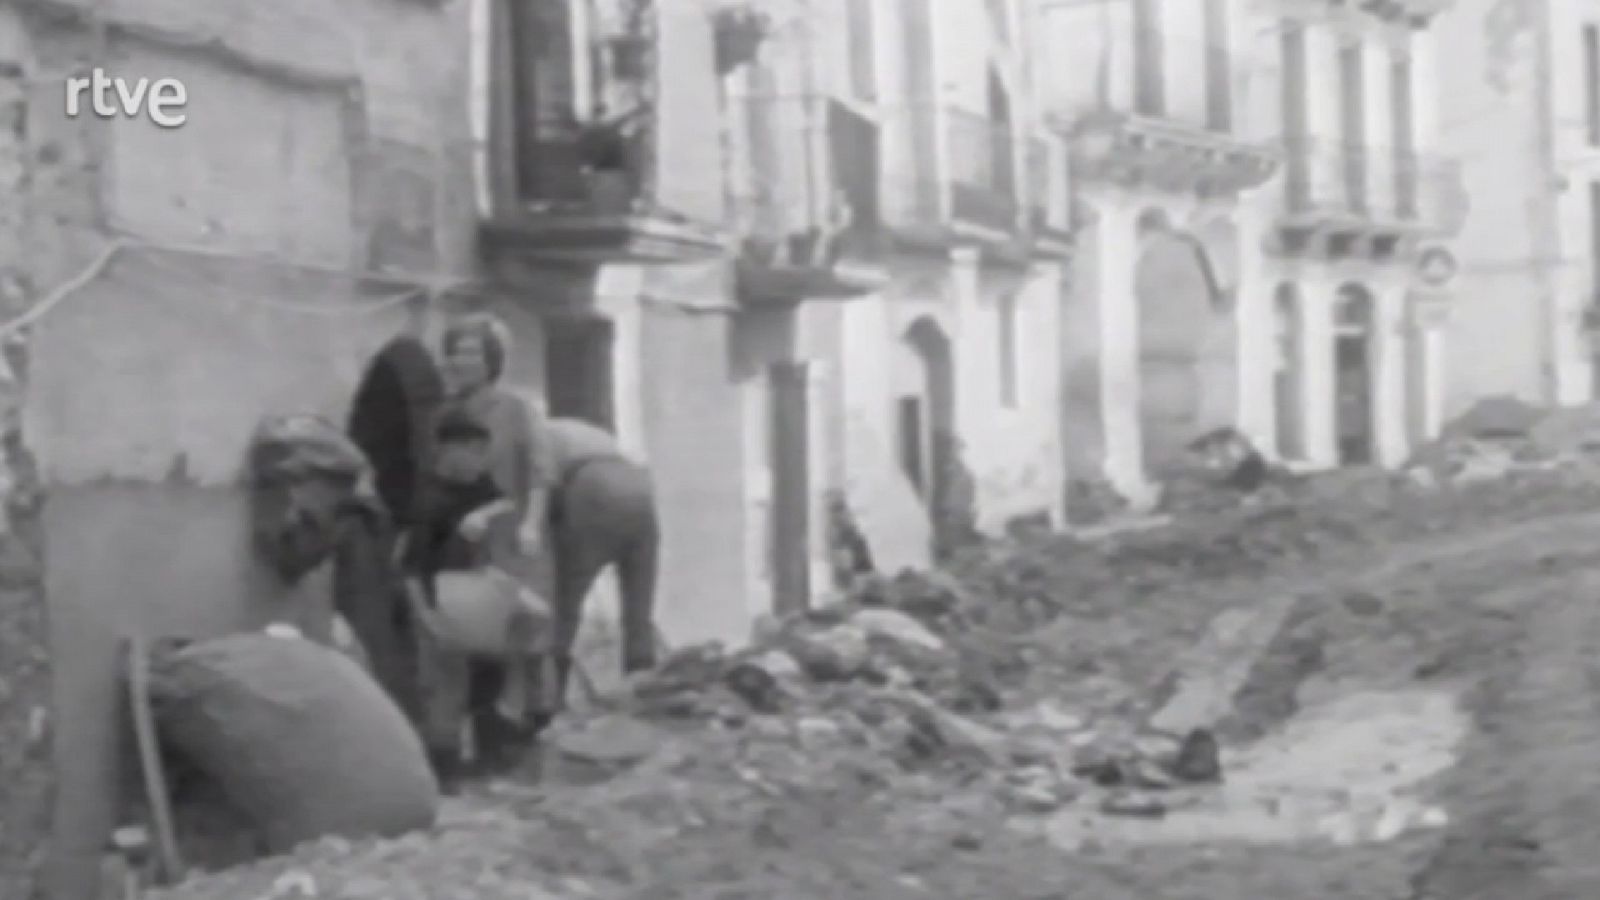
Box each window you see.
[997,293,1020,408]
[1338,41,1366,147]
[1585,24,1600,145]
[1280,23,1307,140]
[505,0,583,202]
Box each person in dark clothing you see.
[398,406,531,783]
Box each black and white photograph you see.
[0,0,1592,896]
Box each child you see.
[399,406,540,783]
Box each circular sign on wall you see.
[1415,245,1458,289]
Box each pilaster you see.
[1299,273,1340,468]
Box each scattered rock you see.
[722,650,801,713]
[550,714,663,767]
[851,608,946,653]
[784,624,871,681]
[1171,727,1222,783]
[1100,791,1167,818]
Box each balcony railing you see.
[1051,26,1266,140]
[1283,135,1357,216]
[1283,135,1466,233]
[727,94,880,242]
[946,107,1020,233]
[510,112,650,209]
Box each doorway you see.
[544,317,615,429]
[768,360,812,615]
[1273,284,1304,460]
[899,317,956,548]
[1133,215,1215,474]
[1334,284,1376,465]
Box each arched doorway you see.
[1134,212,1221,474]
[897,317,957,540]
[1334,284,1376,465]
[1273,284,1304,460]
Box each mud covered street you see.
[145,471,1600,899]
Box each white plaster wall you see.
[1233,202,1277,452]
[1373,278,1412,464]
[1033,0,1134,115]
[960,263,1068,530]
[1431,0,1548,416]
[838,294,934,574]
[1548,0,1600,402]
[1411,29,1440,153]
[1085,198,1147,498]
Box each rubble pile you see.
[1406,396,1600,486]
[141,419,1600,898]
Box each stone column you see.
[1298,271,1339,468]
[1090,200,1150,503]
[1415,294,1452,440]
[1372,279,1411,466]
[1232,205,1275,451]
[596,264,648,461]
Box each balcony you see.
[881,103,1036,258]
[1275,137,1465,257]
[1054,29,1278,195]
[727,94,889,305]
[478,2,725,269]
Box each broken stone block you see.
[722,650,801,713]
[849,607,946,653]
[1171,727,1222,783]
[1100,791,1167,818]
[783,624,871,681]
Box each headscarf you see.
[440,313,513,383]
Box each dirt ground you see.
[146,474,1600,899]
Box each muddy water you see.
[1032,689,1466,849]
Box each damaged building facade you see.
[0,0,1074,896]
[0,0,1484,895]
[1036,0,1463,489]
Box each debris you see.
[1101,791,1168,818]
[783,624,871,681]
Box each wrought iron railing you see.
[1123,25,1256,135]
[1283,135,1369,216]
[725,93,882,255]
[945,106,1020,232]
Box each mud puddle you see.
[1031,689,1466,849]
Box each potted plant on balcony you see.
[576,103,646,214]
[711,2,771,75]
